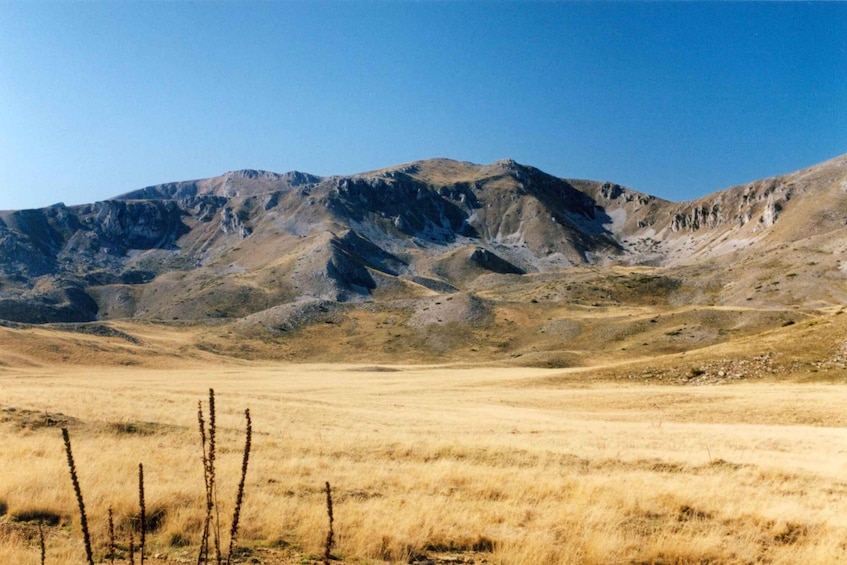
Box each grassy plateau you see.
[2,359,847,564]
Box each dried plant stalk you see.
[139,463,146,565]
[129,528,135,565]
[208,389,222,565]
[198,388,222,564]
[108,506,116,564]
[38,522,45,565]
[226,409,252,565]
[61,428,94,565]
[324,481,334,565]
[198,399,211,565]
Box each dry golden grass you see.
[2,363,847,564]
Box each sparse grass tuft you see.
[125,505,167,534]
[9,508,62,526]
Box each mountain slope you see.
[0,155,845,328]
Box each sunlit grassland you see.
[2,364,847,564]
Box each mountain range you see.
[1,154,845,367]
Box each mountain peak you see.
[223,169,280,180]
[492,158,520,168]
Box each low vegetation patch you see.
[9,508,63,527]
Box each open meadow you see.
[2,363,847,564]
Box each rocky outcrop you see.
[760,195,782,228]
[219,206,252,238]
[328,174,475,240]
[469,248,524,275]
[665,174,800,234]
[84,200,187,249]
[333,230,407,276]
[671,204,724,231]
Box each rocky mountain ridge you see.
[0,154,845,325]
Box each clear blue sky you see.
[1,2,845,211]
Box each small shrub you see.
[122,505,167,534]
[677,505,712,522]
[107,421,157,435]
[773,521,808,545]
[9,508,62,526]
[472,535,495,552]
[168,532,191,547]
